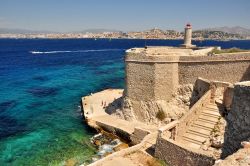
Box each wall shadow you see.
[190,78,210,108]
[220,114,232,159]
[104,97,123,115]
[240,64,250,81]
[220,83,250,159]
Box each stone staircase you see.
[181,102,222,149]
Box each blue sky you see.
[0,0,250,32]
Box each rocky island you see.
[81,24,250,166]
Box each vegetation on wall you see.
[210,47,249,54]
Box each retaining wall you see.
[95,121,132,142]
[155,136,215,166]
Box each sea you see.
[0,38,250,166]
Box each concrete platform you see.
[82,89,157,138]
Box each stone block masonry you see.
[178,60,250,85]
[125,62,155,101]
[155,136,215,166]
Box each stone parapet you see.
[125,52,250,63]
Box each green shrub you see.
[210,47,249,54]
[156,110,166,121]
[146,158,168,166]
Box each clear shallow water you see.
[0,39,250,166]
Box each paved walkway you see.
[98,156,138,166]
[82,89,123,118]
[82,89,157,135]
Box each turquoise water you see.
[0,39,250,166]
[0,39,126,165]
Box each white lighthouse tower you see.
[181,23,196,48]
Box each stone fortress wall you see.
[124,50,250,123]
[178,53,250,84]
[126,52,250,100]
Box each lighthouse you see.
[180,23,196,48]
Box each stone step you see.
[183,135,203,145]
[198,115,219,123]
[182,140,201,149]
[188,126,212,137]
[192,123,213,131]
[201,112,220,119]
[197,118,217,125]
[204,107,220,113]
[207,104,223,109]
[187,130,209,138]
[206,102,222,107]
[202,109,221,116]
[207,103,218,106]
[215,99,223,104]
[194,121,215,129]
[183,133,207,144]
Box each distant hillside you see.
[192,30,245,39]
[1,26,249,40]
[203,26,250,37]
[76,28,121,33]
[0,28,122,34]
[0,28,56,34]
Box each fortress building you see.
[122,24,250,164]
[123,24,250,123]
[82,24,250,166]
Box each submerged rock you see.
[65,158,77,166]
[0,100,17,112]
[90,133,128,162]
[27,87,60,97]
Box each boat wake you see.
[30,49,124,54]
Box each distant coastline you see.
[0,36,249,41]
[1,28,249,41]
